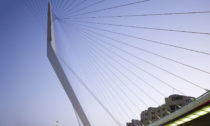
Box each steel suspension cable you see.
[63,23,131,121]
[65,0,87,15]
[52,0,61,12]
[76,24,210,75]
[82,30,188,109]
[85,53,132,120]
[67,20,210,36]
[86,34,161,106]
[79,28,184,95]
[88,47,149,108]
[82,30,182,111]
[64,10,210,19]
[63,0,77,12]
[59,0,73,11]
[71,33,131,120]
[73,35,134,119]
[90,37,167,97]
[67,0,150,17]
[82,43,143,112]
[56,0,70,11]
[68,0,105,15]
[59,0,72,11]
[58,56,122,126]
[82,30,187,99]
[85,48,138,118]
[78,24,210,56]
[62,23,185,109]
[83,32,160,107]
[82,28,209,91]
[81,48,132,121]
[56,0,64,11]
[80,29,166,97]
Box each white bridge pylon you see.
[47,2,91,126]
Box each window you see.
[170,105,179,112]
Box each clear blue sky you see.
[1,0,210,126]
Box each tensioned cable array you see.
[81,29,182,116]
[80,32,162,119]
[86,49,143,112]
[68,0,105,15]
[86,49,139,117]
[76,24,210,57]
[60,0,210,115]
[82,32,161,106]
[59,2,143,121]
[85,53,135,120]
[60,18,143,122]
[79,28,209,91]
[81,29,195,110]
[59,56,122,126]
[64,10,210,19]
[88,45,151,108]
[73,24,210,77]
[79,29,184,95]
[65,21,164,121]
[65,0,87,14]
[66,20,210,35]
[67,0,150,17]
[25,0,210,125]
[63,0,77,12]
[71,39,133,120]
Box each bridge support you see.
[47,2,91,126]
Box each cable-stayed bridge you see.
[24,0,210,125]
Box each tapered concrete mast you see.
[47,2,91,126]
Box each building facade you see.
[140,94,195,126]
[126,119,142,126]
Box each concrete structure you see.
[141,94,195,125]
[126,119,142,126]
[47,2,91,126]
